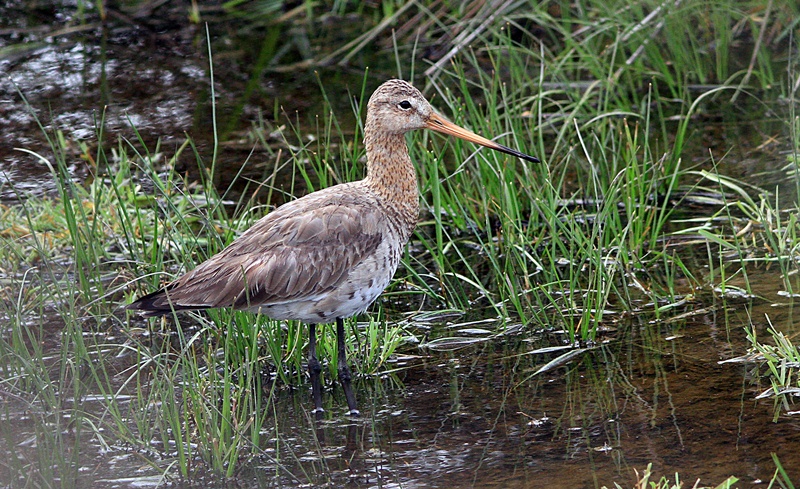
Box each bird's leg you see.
[308,323,324,414]
[336,318,360,416]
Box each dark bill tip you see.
[496,144,540,163]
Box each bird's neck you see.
[362,128,419,209]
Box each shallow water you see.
[4,287,798,488]
[243,276,800,488]
[2,3,799,488]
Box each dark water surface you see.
[4,287,799,488]
[283,296,800,488]
[2,3,799,488]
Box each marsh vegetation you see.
[1,0,799,487]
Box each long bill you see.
[425,112,539,163]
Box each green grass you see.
[2,0,800,486]
[1,71,410,485]
[402,47,692,339]
[601,456,795,488]
[740,321,800,422]
[602,464,739,489]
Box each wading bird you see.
[127,79,539,416]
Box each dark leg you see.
[336,318,359,416]
[308,323,323,414]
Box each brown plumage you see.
[127,79,539,416]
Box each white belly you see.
[251,239,402,324]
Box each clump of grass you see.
[375,0,800,348]
[740,319,800,421]
[401,34,694,341]
[604,457,795,489]
[602,463,739,489]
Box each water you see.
[2,3,799,488]
[5,296,796,487]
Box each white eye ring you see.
[398,100,412,110]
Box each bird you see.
[126,79,539,416]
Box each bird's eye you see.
[398,100,412,110]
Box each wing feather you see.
[128,185,387,315]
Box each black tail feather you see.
[126,286,207,317]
